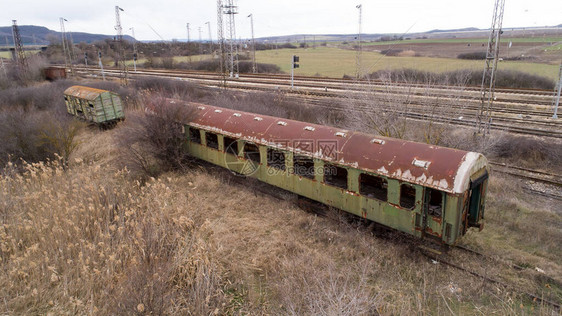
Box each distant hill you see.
[427,27,480,33]
[0,25,134,45]
[257,25,562,43]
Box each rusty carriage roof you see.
[177,100,488,194]
[63,85,111,101]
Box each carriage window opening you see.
[400,184,416,210]
[206,132,219,149]
[293,155,315,179]
[189,127,201,144]
[267,148,286,170]
[224,136,238,155]
[324,164,348,189]
[244,143,261,163]
[360,174,388,201]
[428,188,443,217]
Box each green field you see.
[0,51,12,59]
[360,36,562,46]
[545,43,562,51]
[0,50,40,60]
[253,47,560,80]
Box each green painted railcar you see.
[178,101,489,246]
[63,85,124,126]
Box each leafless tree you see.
[117,94,195,178]
[344,69,472,145]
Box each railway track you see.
[73,66,556,106]
[222,166,562,312]
[291,95,562,138]
[71,66,562,187]
[420,246,562,312]
[74,66,562,139]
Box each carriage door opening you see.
[423,188,444,238]
[468,170,488,229]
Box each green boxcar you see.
[63,85,125,125]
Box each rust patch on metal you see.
[64,85,109,100]
[424,227,442,237]
[431,216,443,224]
[178,100,483,194]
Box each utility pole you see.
[12,20,28,79]
[553,63,562,119]
[198,26,203,55]
[206,22,213,46]
[66,21,76,62]
[114,5,127,83]
[223,0,239,78]
[186,23,191,43]
[476,0,505,134]
[248,13,257,73]
[130,27,137,72]
[59,18,69,70]
[115,6,123,41]
[1,58,6,78]
[217,0,227,86]
[355,4,362,79]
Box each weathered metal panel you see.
[183,100,488,194]
[44,66,67,81]
[64,86,107,101]
[64,86,125,124]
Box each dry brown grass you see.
[0,159,226,314]
[1,80,560,314]
[1,140,559,314]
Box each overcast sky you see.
[2,0,561,41]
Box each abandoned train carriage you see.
[63,85,125,125]
[180,101,489,246]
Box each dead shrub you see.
[364,68,555,90]
[132,77,211,101]
[276,257,383,315]
[489,135,562,170]
[117,95,195,179]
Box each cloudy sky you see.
[2,0,561,41]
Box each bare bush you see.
[0,79,78,112]
[117,95,195,178]
[132,77,211,101]
[345,69,470,144]
[0,108,84,168]
[39,119,85,168]
[144,57,281,74]
[0,109,53,165]
[277,258,383,315]
[457,51,487,60]
[365,68,555,90]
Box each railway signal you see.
[98,51,106,81]
[291,55,299,88]
[553,64,561,119]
